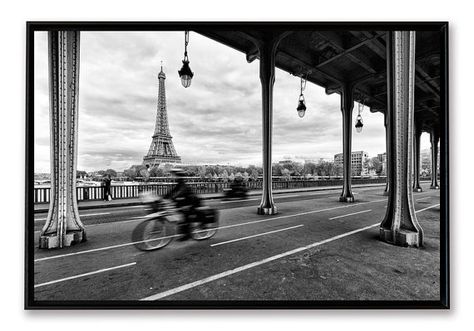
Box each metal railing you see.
[33,178,387,204]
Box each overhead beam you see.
[277,49,341,85]
[316,32,386,69]
[313,31,378,74]
[351,31,441,101]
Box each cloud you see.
[34,31,389,173]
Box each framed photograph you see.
[26,21,448,309]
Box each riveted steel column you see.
[257,34,281,215]
[339,83,355,202]
[413,122,423,192]
[379,31,423,247]
[430,131,440,189]
[39,31,86,249]
[383,31,394,198]
[383,110,391,196]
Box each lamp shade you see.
[355,115,364,133]
[178,60,194,88]
[296,95,306,118]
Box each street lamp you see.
[355,101,364,133]
[355,114,364,133]
[297,76,307,118]
[178,30,194,88]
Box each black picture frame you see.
[26,21,449,309]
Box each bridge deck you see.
[32,183,440,303]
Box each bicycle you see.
[131,198,219,251]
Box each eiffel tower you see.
[143,65,181,167]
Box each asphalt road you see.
[32,183,441,302]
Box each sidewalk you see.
[34,183,386,213]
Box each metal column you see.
[383,111,391,196]
[379,31,424,247]
[430,132,440,189]
[257,33,285,215]
[339,83,355,202]
[39,31,86,249]
[413,122,423,192]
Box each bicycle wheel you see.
[191,210,219,240]
[132,218,173,251]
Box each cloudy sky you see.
[34,31,431,173]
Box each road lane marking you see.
[34,262,136,288]
[210,225,304,247]
[274,194,303,199]
[416,196,431,201]
[141,203,440,301]
[220,198,260,204]
[415,204,440,213]
[215,199,387,232]
[141,223,380,301]
[34,212,110,222]
[34,198,388,262]
[329,209,372,220]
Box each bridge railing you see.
[33,178,387,204]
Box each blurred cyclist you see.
[164,169,201,241]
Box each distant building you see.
[334,151,369,176]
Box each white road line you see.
[141,203,440,301]
[34,198,388,262]
[210,225,304,247]
[416,197,431,201]
[220,198,260,204]
[141,223,379,301]
[415,204,440,213]
[35,216,146,232]
[82,212,110,217]
[329,209,372,220]
[211,199,387,233]
[34,212,110,222]
[34,262,136,288]
[275,194,303,199]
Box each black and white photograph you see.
[25,21,448,308]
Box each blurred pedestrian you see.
[103,174,112,201]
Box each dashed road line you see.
[141,223,379,301]
[415,204,440,213]
[34,212,111,222]
[210,224,304,247]
[141,203,440,301]
[329,209,372,220]
[34,262,136,288]
[34,199,387,262]
[416,196,431,201]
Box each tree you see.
[105,169,117,177]
[334,163,343,177]
[76,170,87,179]
[250,169,259,181]
[281,168,291,180]
[221,169,229,182]
[371,157,383,176]
[198,166,207,178]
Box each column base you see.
[339,195,355,203]
[257,206,278,215]
[379,228,422,247]
[430,185,440,190]
[413,187,423,192]
[39,230,86,249]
